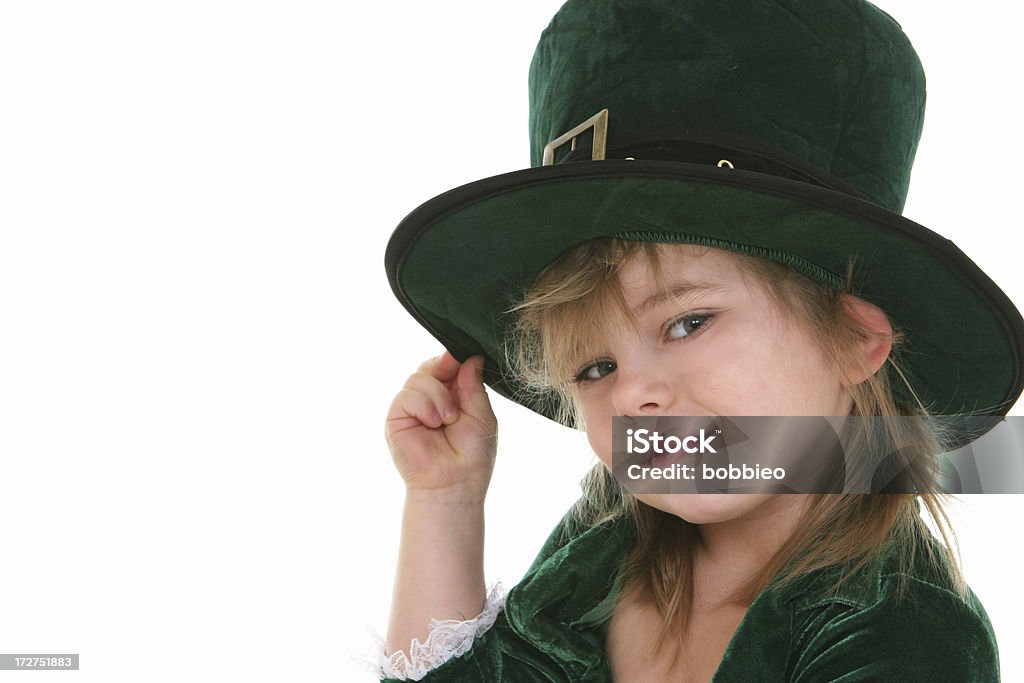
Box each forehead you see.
[616,245,755,302]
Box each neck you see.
[691,496,812,605]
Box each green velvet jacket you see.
[384,508,999,682]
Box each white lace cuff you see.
[372,582,506,681]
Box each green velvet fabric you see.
[382,506,999,682]
[528,0,924,214]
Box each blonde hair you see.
[506,238,964,659]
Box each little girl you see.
[380,0,1023,680]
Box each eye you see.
[573,359,616,383]
[665,312,713,341]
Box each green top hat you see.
[385,0,1024,444]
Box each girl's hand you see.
[385,352,497,502]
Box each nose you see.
[611,359,676,416]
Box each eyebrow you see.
[632,279,727,316]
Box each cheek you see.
[580,393,622,472]
[584,411,613,468]
[685,341,782,414]
[771,346,845,412]
[720,318,843,414]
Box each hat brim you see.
[386,160,1024,446]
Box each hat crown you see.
[528,0,926,213]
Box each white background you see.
[0,1,1020,681]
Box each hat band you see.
[550,120,869,201]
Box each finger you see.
[453,356,493,417]
[404,371,459,424]
[417,350,461,383]
[387,387,445,430]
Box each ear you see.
[840,294,893,385]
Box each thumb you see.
[454,355,492,416]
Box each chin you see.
[642,493,769,525]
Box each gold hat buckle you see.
[542,109,609,166]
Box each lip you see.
[649,449,697,470]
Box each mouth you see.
[649,449,696,469]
